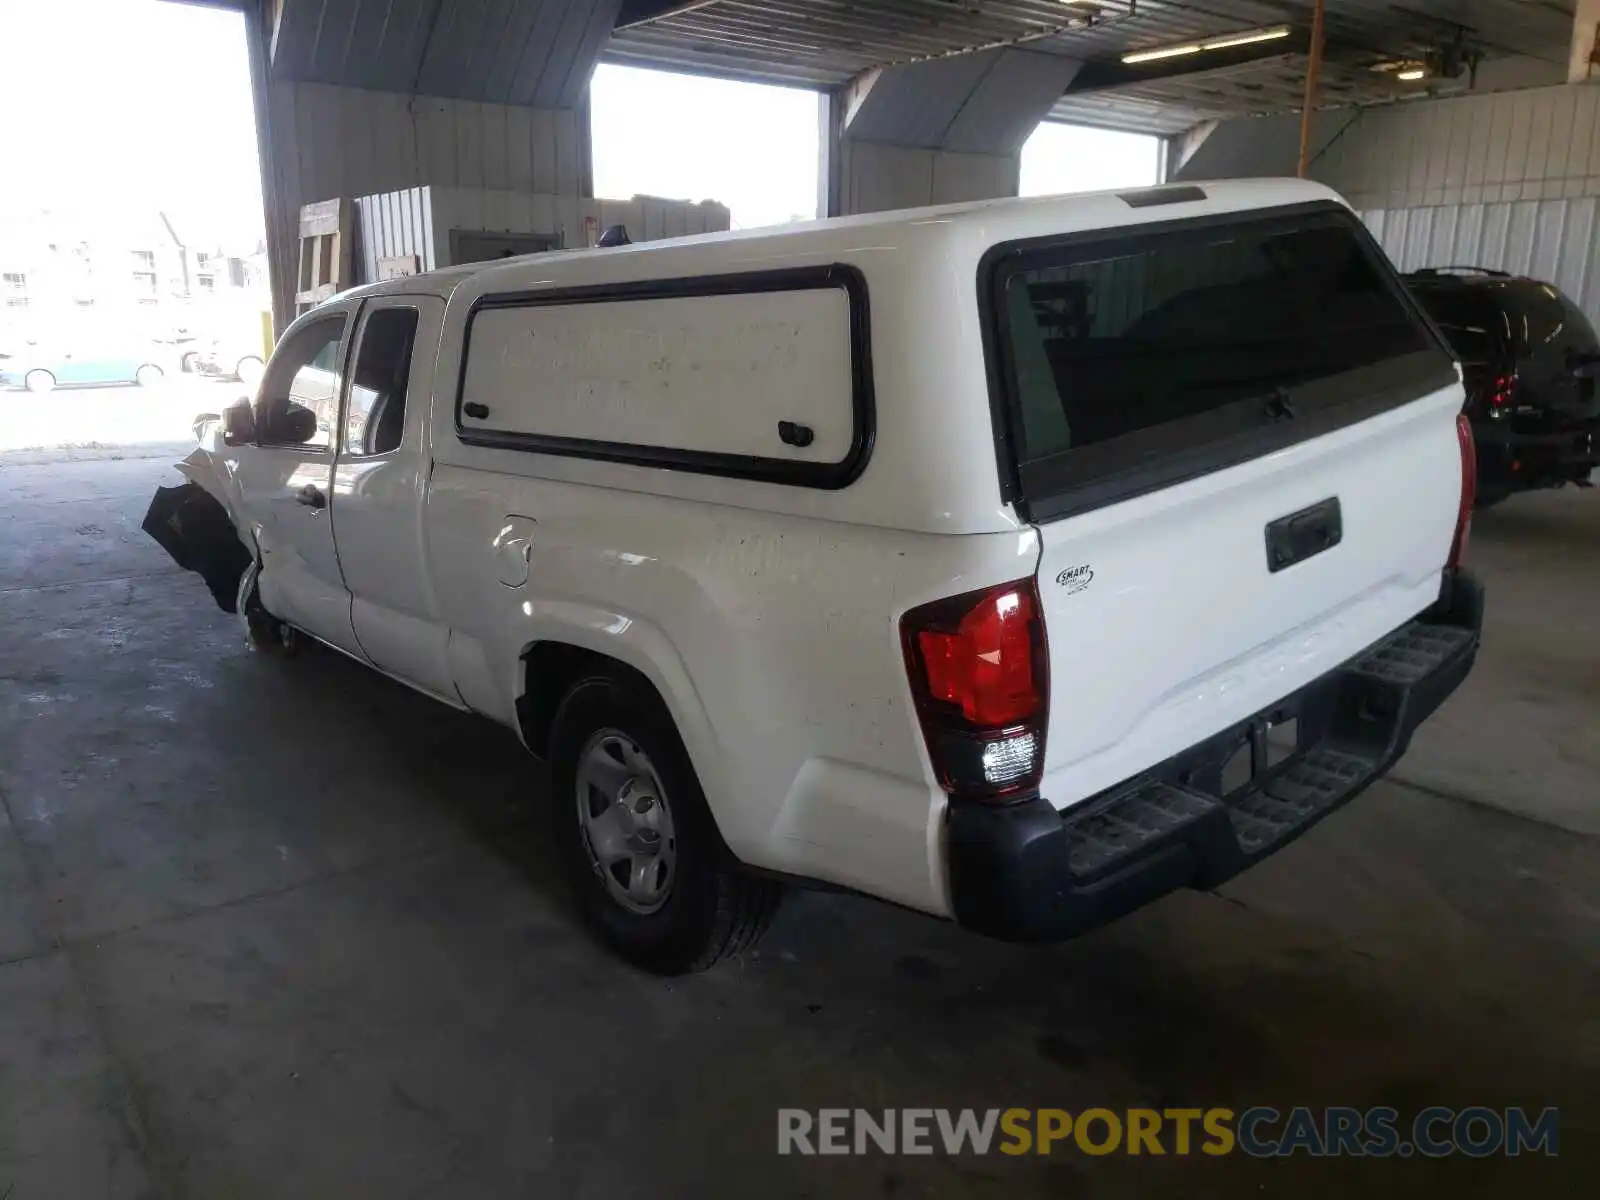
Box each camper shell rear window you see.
[981,201,1456,521]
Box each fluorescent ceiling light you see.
[1397,67,1427,80]
[1201,26,1292,52]
[1122,43,1202,65]
[1121,25,1291,65]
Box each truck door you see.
[329,295,459,704]
[231,306,364,657]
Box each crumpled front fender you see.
[145,432,256,613]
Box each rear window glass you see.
[1433,322,1495,361]
[1412,279,1599,364]
[1407,286,1501,362]
[1504,283,1599,360]
[988,205,1452,516]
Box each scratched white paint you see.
[461,288,855,461]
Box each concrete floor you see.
[0,446,1595,1199]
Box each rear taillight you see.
[1449,411,1477,568]
[901,579,1048,801]
[1488,371,1517,416]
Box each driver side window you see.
[254,315,347,448]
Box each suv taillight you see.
[1489,371,1518,412]
[1449,411,1477,568]
[900,579,1048,801]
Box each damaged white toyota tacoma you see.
[148,181,1483,974]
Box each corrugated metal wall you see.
[839,141,1018,214]
[354,186,732,282]
[1315,85,1600,210]
[1361,198,1600,327]
[1312,83,1600,329]
[1176,83,1600,328]
[269,0,618,110]
[354,187,440,280]
[264,80,587,318]
[268,83,586,202]
[844,47,1081,155]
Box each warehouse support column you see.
[1297,0,1327,178]
[823,48,1081,216]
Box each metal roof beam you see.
[615,1,716,29]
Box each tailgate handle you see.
[1266,497,1341,573]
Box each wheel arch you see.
[511,616,727,835]
[517,633,709,759]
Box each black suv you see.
[1405,267,1599,506]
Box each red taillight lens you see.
[1449,411,1477,568]
[916,587,1039,726]
[1490,374,1514,407]
[902,579,1048,800]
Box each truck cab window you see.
[255,316,346,448]
[345,308,419,457]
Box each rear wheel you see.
[24,370,54,393]
[135,364,164,388]
[235,356,264,389]
[550,672,779,974]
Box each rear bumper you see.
[1475,417,1598,486]
[946,569,1484,943]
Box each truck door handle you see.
[1265,496,1341,572]
[296,484,327,510]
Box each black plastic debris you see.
[142,483,253,613]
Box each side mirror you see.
[222,400,256,446]
[279,405,319,444]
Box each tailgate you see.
[981,199,1465,809]
[1032,386,1461,805]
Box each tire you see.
[236,559,296,653]
[180,351,198,374]
[135,364,164,388]
[24,369,54,393]
[235,356,264,389]
[549,672,780,974]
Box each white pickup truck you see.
[148,180,1483,974]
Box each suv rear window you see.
[985,203,1455,519]
[1406,284,1502,363]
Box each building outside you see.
[0,206,269,357]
